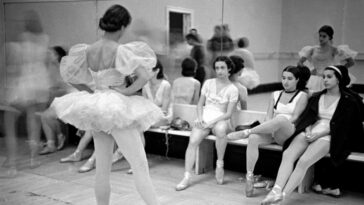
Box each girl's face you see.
[319,32,330,45]
[214,61,230,79]
[282,71,298,91]
[323,69,339,89]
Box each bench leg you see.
[195,140,214,175]
[298,165,315,194]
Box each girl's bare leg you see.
[283,139,330,195]
[92,131,114,205]
[112,128,160,205]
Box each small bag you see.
[235,120,260,131]
[170,117,191,131]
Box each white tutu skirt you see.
[51,90,164,133]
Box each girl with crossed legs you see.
[227,66,309,197]
[175,56,238,191]
[261,66,364,205]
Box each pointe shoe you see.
[261,189,284,205]
[78,158,95,173]
[30,158,41,169]
[175,172,191,191]
[322,188,341,198]
[60,151,82,163]
[312,184,322,193]
[245,173,254,197]
[57,134,66,150]
[126,169,133,174]
[112,150,124,165]
[227,129,251,141]
[215,167,224,185]
[39,146,57,155]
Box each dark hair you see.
[297,65,311,90]
[52,46,67,63]
[99,5,131,32]
[152,59,164,79]
[237,37,249,48]
[319,25,334,40]
[229,55,244,75]
[181,57,197,77]
[324,66,344,87]
[185,33,199,42]
[213,56,235,76]
[282,65,308,91]
[335,65,350,87]
[24,10,43,34]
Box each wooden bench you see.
[147,103,364,194]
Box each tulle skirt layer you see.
[51,90,164,133]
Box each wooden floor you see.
[1,137,364,205]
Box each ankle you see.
[184,171,192,179]
[216,160,224,168]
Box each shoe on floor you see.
[39,146,57,155]
[60,151,82,163]
[322,188,341,198]
[78,158,95,173]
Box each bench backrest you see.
[172,103,266,129]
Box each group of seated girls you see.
[174,55,364,205]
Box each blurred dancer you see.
[3,10,51,171]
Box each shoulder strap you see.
[274,91,284,110]
[288,91,300,103]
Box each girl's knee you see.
[213,122,228,137]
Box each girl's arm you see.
[192,82,201,105]
[297,56,307,67]
[289,92,308,124]
[112,67,149,96]
[161,82,171,114]
[264,92,275,121]
[205,100,237,129]
[70,83,93,93]
[344,57,355,68]
[238,85,248,110]
[195,95,206,128]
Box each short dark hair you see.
[52,46,67,63]
[99,4,132,32]
[152,59,165,79]
[185,33,199,42]
[229,55,244,74]
[213,56,235,76]
[335,65,350,87]
[181,57,197,77]
[237,37,249,48]
[319,25,334,40]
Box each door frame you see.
[165,6,193,53]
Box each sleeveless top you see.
[273,90,303,120]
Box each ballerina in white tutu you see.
[50,5,162,205]
[297,25,357,92]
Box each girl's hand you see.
[194,120,206,129]
[305,132,319,142]
[203,122,214,129]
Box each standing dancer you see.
[50,5,162,205]
[297,25,357,92]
